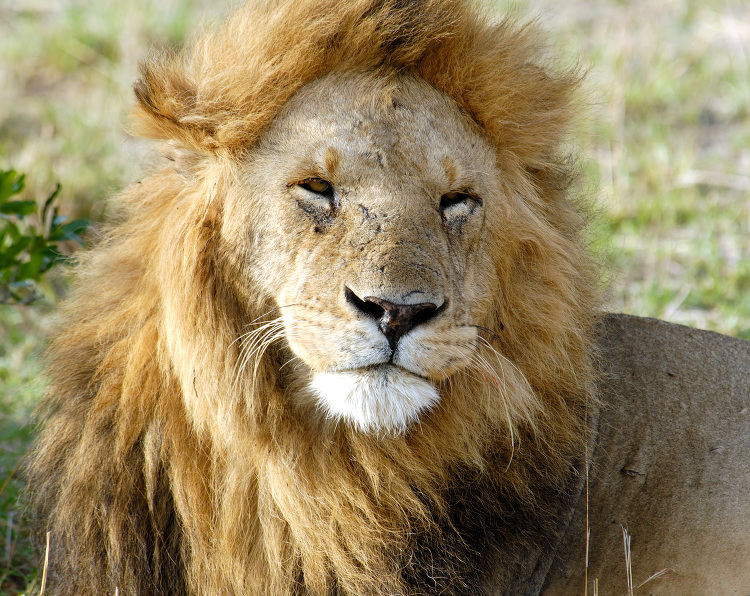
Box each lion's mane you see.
[28,1,599,594]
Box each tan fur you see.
[27,1,601,595]
[543,315,750,596]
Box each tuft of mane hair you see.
[27,1,599,595]
[133,0,579,164]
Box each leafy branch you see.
[0,170,88,304]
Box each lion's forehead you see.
[260,72,495,190]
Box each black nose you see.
[346,288,441,350]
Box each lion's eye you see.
[439,191,482,220]
[300,178,332,196]
[294,178,337,223]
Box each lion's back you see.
[542,314,750,595]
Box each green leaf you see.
[2,236,31,261]
[2,219,23,243]
[0,170,25,203]
[0,171,88,304]
[15,251,45,282]
[42,183,62,218]
[39,245,64,273]
[49,218,89,244]
[0,200,37,217]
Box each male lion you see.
[27,0,750,594]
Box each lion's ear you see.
[131,52,221,156]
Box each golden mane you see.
[134,0,579,164]
[27,1,600,595]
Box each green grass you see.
[0,0,748,593]
[538,0,750,338]
[0,306,49,593]
[0,0,229,218]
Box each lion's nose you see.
[345,288,442,350]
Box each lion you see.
[26,0,750,595]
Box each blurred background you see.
[0,0,748,592]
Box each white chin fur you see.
[310,366,440,435]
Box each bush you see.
[0,170,88,304]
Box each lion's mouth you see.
[310,364,440,435]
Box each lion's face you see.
[229,73,500,434]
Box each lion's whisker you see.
[279,354,301,371]
[247,327,289,396]
[476,336,535,399]
[232,319,286,396]
[244,304,299,328]
[471,351,516,464]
